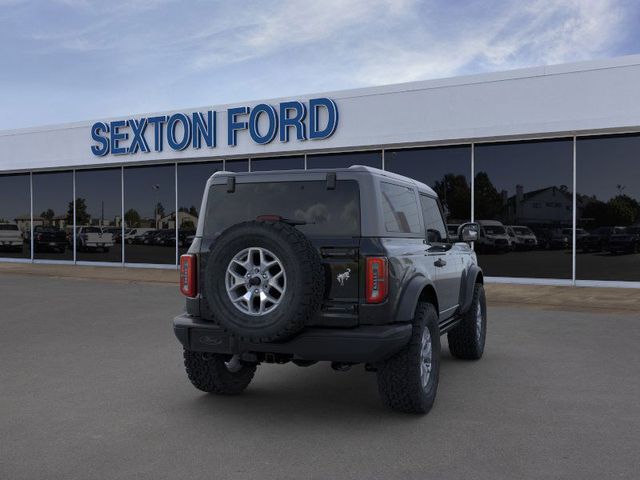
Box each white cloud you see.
[189,0,418,70]
[343,0,626,85]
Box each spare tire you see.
[204,220,325,342]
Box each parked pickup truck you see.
[0,223,24,252]
[33,226,67,253]
[173,166,486,414]
[76,227,114,252]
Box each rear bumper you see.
[173,313,412,363]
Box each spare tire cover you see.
[204,220,325,342]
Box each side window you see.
[380,182,421,234]
[419,195,447,243]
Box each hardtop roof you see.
[210,165,437,197]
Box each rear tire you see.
[376,303,440,414]
[183,350,256,395]
[448,283,487,360]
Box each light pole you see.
[152,184,160,229]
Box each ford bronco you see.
[173,166,486,414]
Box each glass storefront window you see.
[177,161,222,255]
[385,145,471,227]
[75,168,122,263]
[577,134,640,281]
[124,165,176,264]
[32,171,74,261]
[0,174,31,259]
[250,156,304,172]
[474,139,573,279]
[307,151,382,169]
[225,159,249,172]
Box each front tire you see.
[448,283,487,360]
[376,303,440,414]
[183,350,256,395]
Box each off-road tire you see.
[376,302,440,414]
[448,283,487,360]
[205,220,325,342]
[183,350,256,394]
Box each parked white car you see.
[506,225,538,250]
[477,220,511,253]
[0,223,24,252]
[76,227,114,252]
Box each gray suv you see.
[173,166,486,414]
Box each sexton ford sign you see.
[90,97,338,156]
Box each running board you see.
[438,316,462,335]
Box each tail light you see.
[180,254,197,297]
[366,257,388,303]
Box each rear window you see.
[204,180,360,237]
[0,224,19,231]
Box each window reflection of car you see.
[506,225,538,250]
[0,223,24,252]
[185,233,195,248]
[582,226,625,252]
[533,228,569,250]
[33,226,67,253]
[131,229,157,245]
[608,226,640,254]
[101,227,123,244]
[152,229,175,247]
[446,224,460,238]
[76,226,114,252]
[476,220,511,253]
[179,229,195,248]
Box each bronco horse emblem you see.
[336,268,351,286]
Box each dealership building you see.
[1,55,639,287]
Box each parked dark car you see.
[33,226,67,253]
[179,229,196,248]
[153,229,175,246]
[608,226,640,254]
[135,230,158,245]
[582,226,626,252]
[533,228,569,250]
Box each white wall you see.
[2,55,640,172]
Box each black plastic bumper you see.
[173,313,412,363]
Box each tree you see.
[188,206,198,217]
[181,220,195,230]
[581,199,609,227]
[474,172,504,220]
[124,209,141,227]
[40,209,55,225]
[67,198,90,226]
[155,202,165,218]
[432,174,471,221]
[607,195,637,226]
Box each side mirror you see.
[458,222,479,242]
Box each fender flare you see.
[395,275,438,323]
[459,265,483,315]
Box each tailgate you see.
[314,240,360,325]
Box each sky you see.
[1,0,639,130]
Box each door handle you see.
[434,258,447,267]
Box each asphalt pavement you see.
[1,274,639,480]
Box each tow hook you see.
[331,362,352,372]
